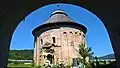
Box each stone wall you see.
[34,27,86,65]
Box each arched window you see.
[63,32,67,34]
[79,33,81,35]
[52,37,55,43]
[69,32,73,37]
[70,32,73,34]
[41,39,43,44]
[52,44,55,46]
[75,32,78,35]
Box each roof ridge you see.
[44,9,74,23]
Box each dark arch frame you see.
[0,0,119,68]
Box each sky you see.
[10,4,114,57]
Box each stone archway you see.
[0,0,119,68]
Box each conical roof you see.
[32,9,87,36]
[44,10,74,23]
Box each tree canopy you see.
[8,49,33,60]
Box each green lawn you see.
[7,64,32,68]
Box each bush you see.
[38,65,42,68]
[13,61,19,65]
[66,65,71,68]
[31,62,35,67]
[52,64,59,68]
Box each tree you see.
[8,49,33,60]
[77,43,94,68]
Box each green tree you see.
[77,43,94,68]
[8,49,33,60]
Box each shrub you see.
[52,64,59,68]
[13,61,19,65]
[66,65,71,68]
[31,62,35,67]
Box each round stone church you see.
[32,10,87,66]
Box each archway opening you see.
[47,54,53,64]
[8,3,115,67]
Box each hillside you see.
[8,49,33,60]
[90,53,115,60]
[99,53,115,59]
[8,49,114,60]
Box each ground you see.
[7,64,32,68]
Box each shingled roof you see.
[32,9,87,36]
[44,10,74,23]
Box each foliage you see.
[66,65,71,68]
[52,64,59,68]
[8,49,33,60]
[37,65,42,68]
[31,60,35,67]
[7,63,31,68]
[13,61,20,65]
[77,43,94,68]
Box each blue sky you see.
[10,4,114,57]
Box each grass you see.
[7,64,32,68]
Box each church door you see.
[47,54,53,64]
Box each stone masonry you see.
[32,10,87,66]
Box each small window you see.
[52,44,55,46]
[41,39,43,44]
[70,32,73,34]
[52,37,55,43]
[75,32,78,34]
[79,33,81,35]
[63,32,67,34]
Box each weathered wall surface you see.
[34,27,86,65]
